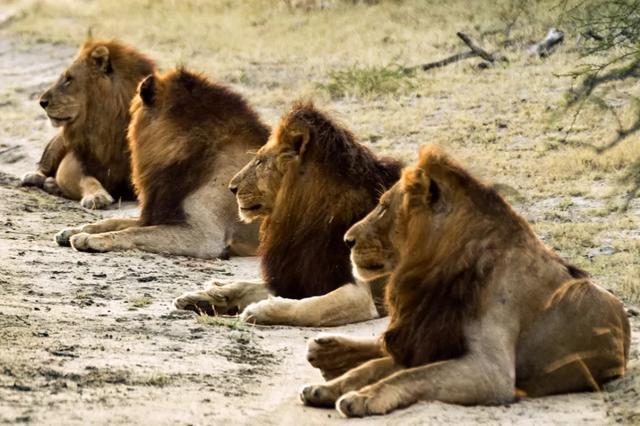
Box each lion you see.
[300,145,631,417]
[53,68,268,259]
[21,39,156,209]
[173,101,402,325]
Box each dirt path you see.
[0,32,638,426]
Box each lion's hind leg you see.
[173,280,271,316]
[307,334,385,380]
[516,279,630,397]
[55,151,114,209]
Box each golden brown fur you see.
[55,68,267,259]
[173,101,402,325]
[128,68,269,226]
[22,39,156,209]
[301,145,630,417]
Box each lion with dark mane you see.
[174,101,402,326]
[300,145,630,417]
[22,39,155,209]
[54,68,268,258]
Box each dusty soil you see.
[0,17,639,426]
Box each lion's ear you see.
[139,75,155,106]
[403,168,430,209]
[91,46,112,74]
[288,125,310,157]
[428,178,440,205]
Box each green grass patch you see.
[130,296,153,308]
[196,315,249,331]
[318,64,416,98]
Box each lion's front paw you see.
[173,291,217,316]
[55,227,82,247]
[81,191,114,209]
[21,172,46,188]
[307,334,351,379]
[42,177,61,195]
[336,388,395,418]
[69,233,104,252]
[307,334,378,380]
[299,384,340,407]
[174,281,242,316]
[240,297,291,325]
[336,391,370,417]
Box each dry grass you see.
[3,0,638,302]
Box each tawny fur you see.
[22,39,156,209]
[301,145,630,417]
[55,68,267,259]
[173,101,402,325]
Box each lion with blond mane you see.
[174,101,402,325]
[22,40,155,209]
[300,145,630,417]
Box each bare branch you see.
[456,32,497,62]
[419,51,476,71]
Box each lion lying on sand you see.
[174,101,402,325]
[55,68,267,259]
[301,145,630,417]
[22,40,155,209]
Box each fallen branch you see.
[416,32,506,71]
[456,32,495,62]
[414,27,561,73]
[420,51,476,71]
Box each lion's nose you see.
[228,184,238,195]
[39,99,49,109]
[344,236,356,249]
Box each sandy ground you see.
[0,24,639,426]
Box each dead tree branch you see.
[415,27,562,73]
[456,32,497,62]
[419,51,476,71]
[415,32,508,72]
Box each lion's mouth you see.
[240,204,262,212]
[48,115,73,127]
[352,258,391,282]
[362,263,385,271]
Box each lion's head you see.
[231,101,401,300]
[228,106,315,223]
[346,145,519,283]
[39,39,154,130]
[344,147,448,282]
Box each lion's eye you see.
[255,158,263,166]
[63,76,73,87]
